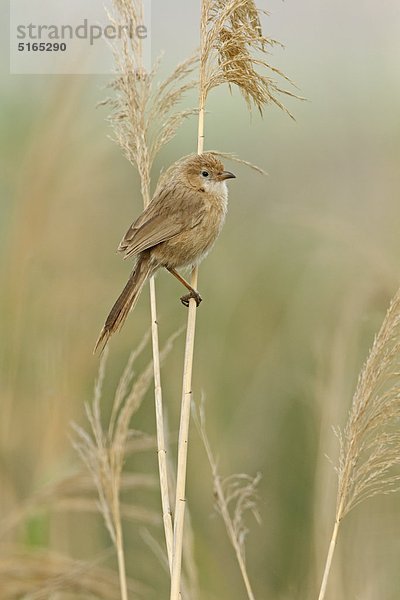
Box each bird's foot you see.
[180,290,203,307]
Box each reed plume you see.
[318,287,400,600]
[199,0,297,115]
[194,401,261,600]
[102,0,197,203]
[73,331,180,600]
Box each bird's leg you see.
[166,267,203,307]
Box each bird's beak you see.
[220,171,236,181]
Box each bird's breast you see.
[154,189,228,269]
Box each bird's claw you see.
[180,290,202,308]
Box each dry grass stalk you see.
[141,523,199,600]
[194,401,260,600]
[103,0,198,577]
[209,150,267,175]
[318,287,400,600]
[170,2,293,598]
[72,331,179,600]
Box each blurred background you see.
[1,0,400,598]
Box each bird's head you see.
[180,153,236,193]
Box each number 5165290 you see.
[18,42,67,51]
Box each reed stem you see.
[318,495,345,600]
[170,286,199,599]
[170,4,207,597]
[114,496,129,600]
[317,517,341,600]
[143,167,174,573]
[149,276,174,572]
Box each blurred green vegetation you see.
[1,1,400,598]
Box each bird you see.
[95,152,236,352]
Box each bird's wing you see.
[118,185,202,259]
[118,214,184,258]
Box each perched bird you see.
[95,152,236,352]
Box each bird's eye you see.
[201,170,209,177]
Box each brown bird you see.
[95,152,236,352]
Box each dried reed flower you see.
[200,0,298,115]
[72,333,178,530]
[102,1,198,203]
[337,290,400,516]
[318,287,400,600]
[194,401,260,600]
[72,330,180,600]
[103,54,198,202]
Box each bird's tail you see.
[94,253,155,353]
